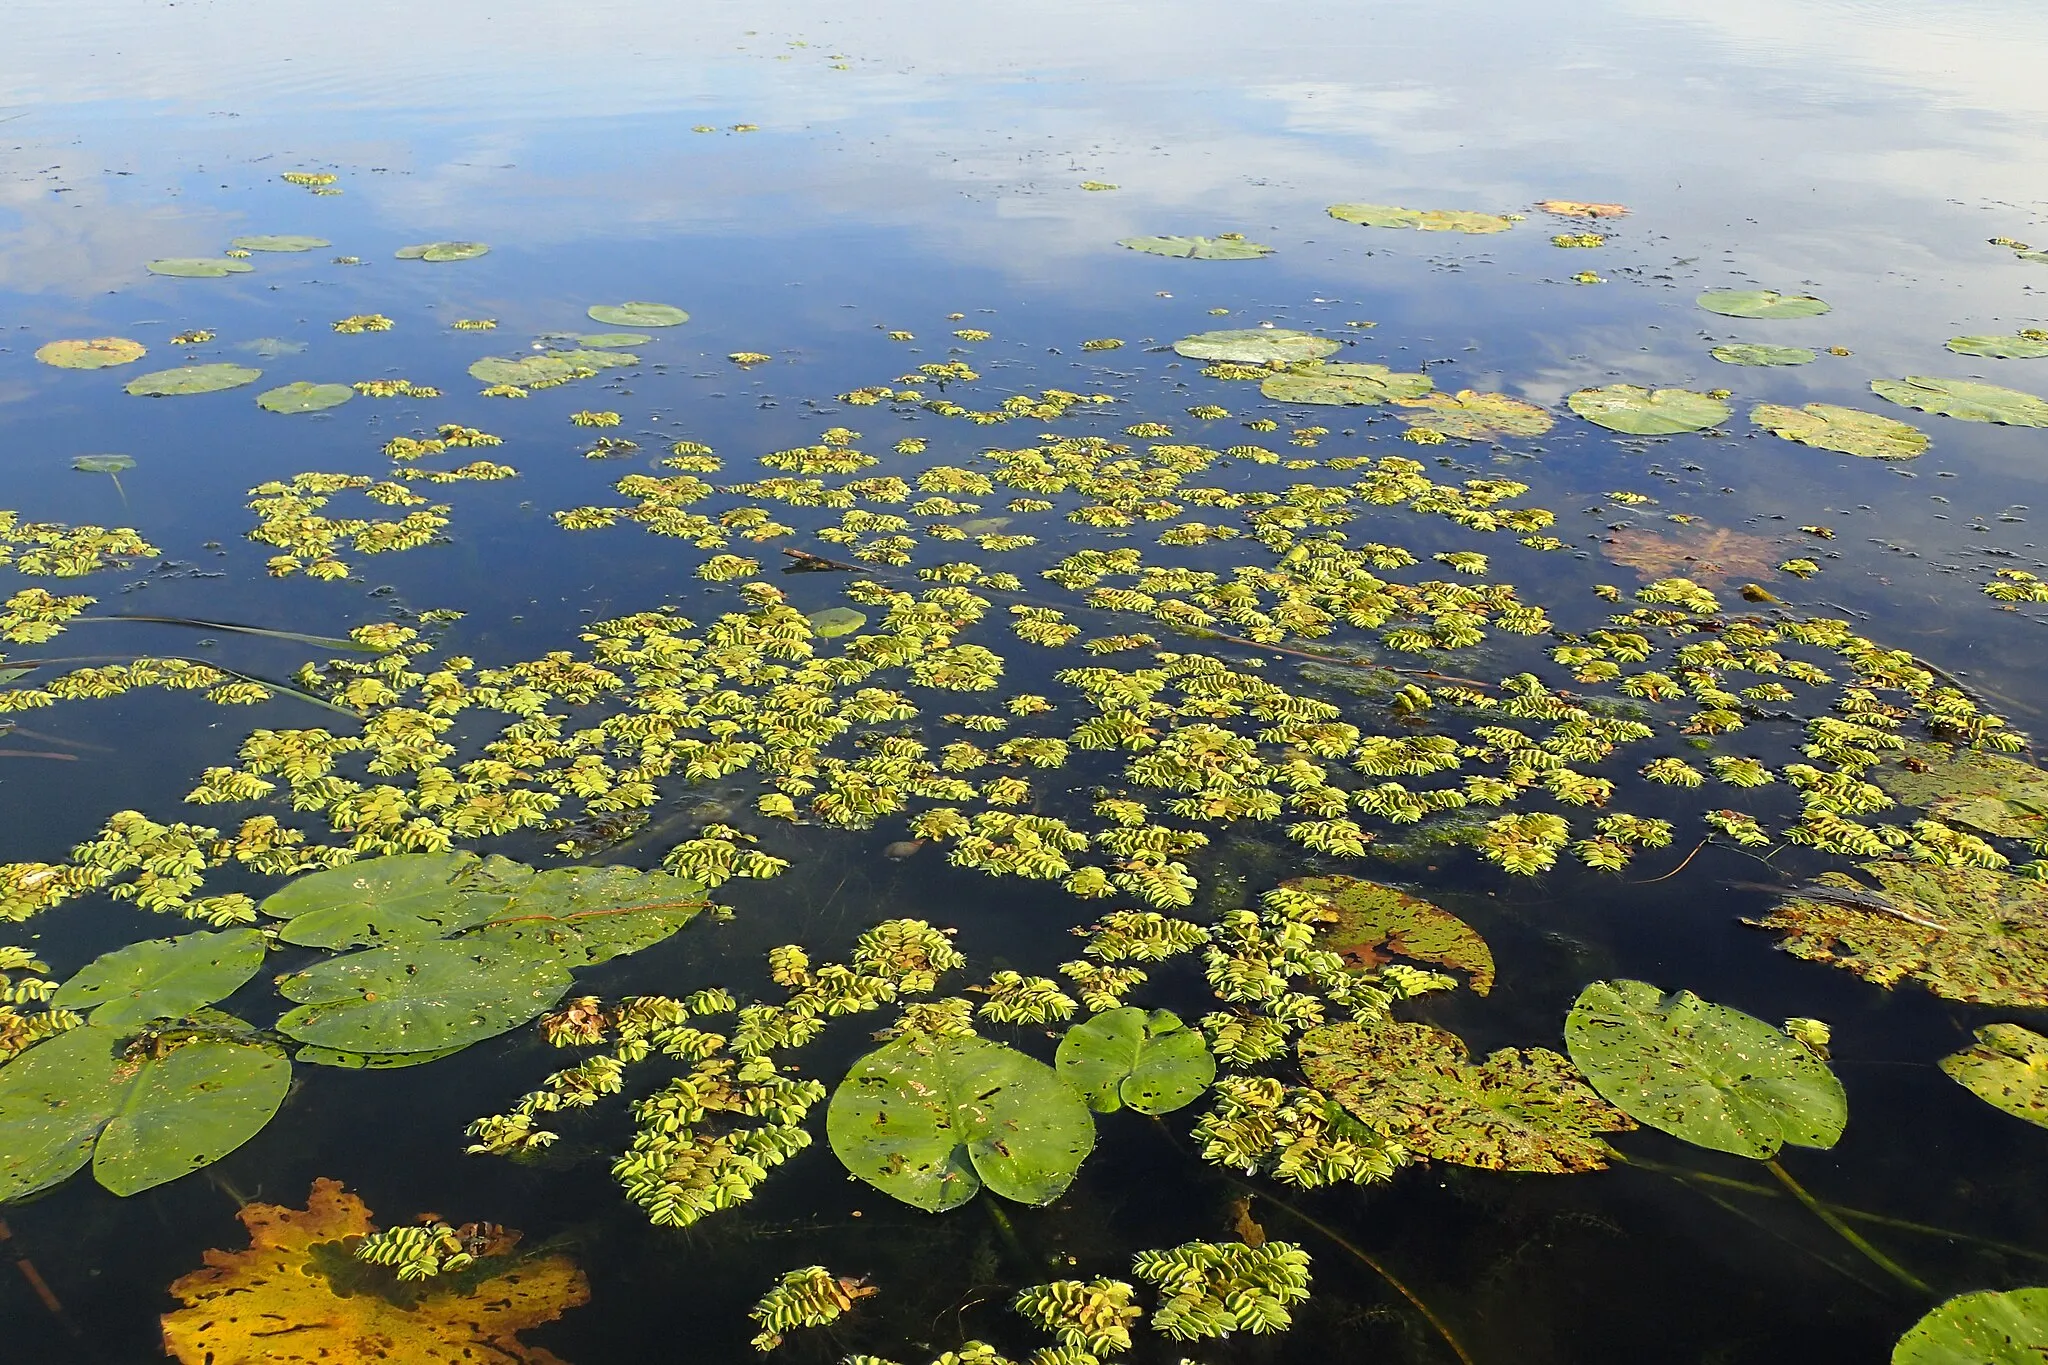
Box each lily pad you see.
[1709,344,1816,366]
[259,852,517,950]
[239,337,308,360]
[827,1034,1095,1211]
[294,1043,468,1070]
[1750,402,1929,460]
[808,607,869,638]
[556,332,654,349]
[468,865,708,966]
[1116,236,1274,260]
[1285,875,1494,993]
[1940,1023,2048,1129]
[1893,1289,2048,1365]
[587,302,689,327]
[1172,328,1339,365]
[1327,203,1515,234]
[396,241,490,261]
[1301,1020,1634,1173]
[35,337,147,369]
[73,453,135,475]
[1260,362,1433,406]
[1872,741,2048,845]
[256,381,355,414]
[1871,376,2048,426]
[1568,384,1730,434]
[53,928,266,1030]
[468,350,638,387]
[1750,861,2048,1007]
[1563,979,1847,1158]
[1696,290,1831,319]
[1393,390,1553,442]
[147,258,256,278]
[1945,335,2048,360]
[1055,1007,1215,1115]
[229,235,330,253]
[274,939,573,1057]
[125,363,262,397]
[0,1025,288,1200]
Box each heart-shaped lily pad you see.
[53,929,266,1030]
[125,363,262,397]
[1394,390,1553,441]
[35,338,147,369]
[396,241,490,261]
[1697,290,1830,319]
[828,1034,1095,1211]
[1751,402,1928,459]
[259,852,517,949]
[587,302,689,327]
[1567,384,1730,435]
[256,381,355,414]
[1260,362,1433,406]
[274,939,573,1057]
[1945,334,2048,360]
[230,235,330,252]
[1710,344,1816,366]
[1116,236,1274,260]
[1055,1007,1215,1114]
[1172,328,1339,365]
[147,258,256,278]
[1871,376,2048,426]
[1893,1289,2048,1364]
[1940,1023,2048,1130]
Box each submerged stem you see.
[1764,1159,1931,1294]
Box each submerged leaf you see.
[1567,384,1730,434]
[146,258,255,278]
[256,381,355,414]
[53,929,266,1030]
[469,350,637,386]
[1892,1289,2048,1365]
[1564,979,1847,1158]
[1601,523,1779,583]
[1117,235,1274,260]
[1172,328,1339,365]
[1301,1020,1633,1172]
[1709,343,1816,366]
[1327,203,1515,233]
[229,235,330,252]
[807,607,869,638]
[1872,742,2048,845]
[125,363,262,397]
[827,1034,1094,1211]
[1285,874,1492,993]
[35,337,147,369]
[587,301,690,327]
[1871,376,2048,426]
[1940,1023,2048,1129]
[1260,362,1433,406]
[396,241,490,261]
[1055,1007,1215,1114]
[1393,390,1552,441]
[1696,290,1830,319]
[1750,402,1929,459]
[1945,334,2048,360]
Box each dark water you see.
[6,2,2048,1361]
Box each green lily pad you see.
[1327,203,1515,234]
[1894,1289,2048,1364]
[1945,334,2048,360]
[229,235,330,253]
[1750,861,2048,1007]
[1393,390,1553,441]
[808,607,869,638]
[1172,328,1339,365]
[468,350,638,387]
[1750,402,1929,459]
[72,454,136,475]
[35,337,147,369]
[1563,979,1847,1158]
[294,1043,468,1069]
[1696,290,1831,319]
[396,241,490,261]
[1302,1020,1634,1173]
[1940,1023,2048,1130]
[1567,384,1730,435]
[256,381,355,414]
[53,929,266,1031]
[0,1025,289,1201]
[587,302,689,327]
[1260,362,1434,406]
[1116,236,1274,260]
[1709,344,1816,366]
[146,258,256,278]
[260,852,517,950]
[827,1034,1095,1211]
[1872,741,2048,845]
[125,363,262,397]
[468,865,708,966]
[274,938,572,1057]
[1055,1007,1215,1115]
[1872,376,2048,426]
[1284,875,1494,993]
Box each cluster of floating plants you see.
[7,192,2048,1363]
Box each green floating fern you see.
[749,1264,873,1351]
[1130,1240,1313,1339]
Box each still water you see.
[6,1,2048,1361]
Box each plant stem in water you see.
[1765,1159,1931,1294]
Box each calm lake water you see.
[6,2,2048,1361]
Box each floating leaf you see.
[1710,344,1816,366]
[53,929,265,1030]
[259,852,517,949]
[553,332,653,349]
[1892,1289,2048,1365]
[1172,328,1339,365]
[274,939,572,1057]
[1117,236,1274,260]
[161,1179,589,1365]
[1564,979,1847,1158]
[146,258,255,278]
[1285,874,1493,993]
[294,1043,467,1070]
[1567,384,1730,434]
[34,337,147,369]
[468,350,638,386]
[1871,376,2048,426]
[808,607,869,638]
[1260,362,1433,406]
[1301,1020,1634,1172]
[1751,861,2048,1007]
[587,302,689,327]
[1393,390,1553,441]
[256,381,355,414]
[1945,335,2048,360]
[1696,290,1831,319]
[72,454,136,475]
[240,337,308,359]
[396,241,490,261]
[0,1025,289,1200]
[1750,402,1929,460]
[1536,200,1628,217]
[1872,742,2048,845]
[1327,203,1515,234]
[1941,1024,2048,1129]
[1055,1007,1215,1115]
[125,363,262,397]
[827,1034,1095,1211]
[469,865,708,967]
[229,235,330,252]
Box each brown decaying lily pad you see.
[1283,874,1494,993]
[1600,523,1780,584]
